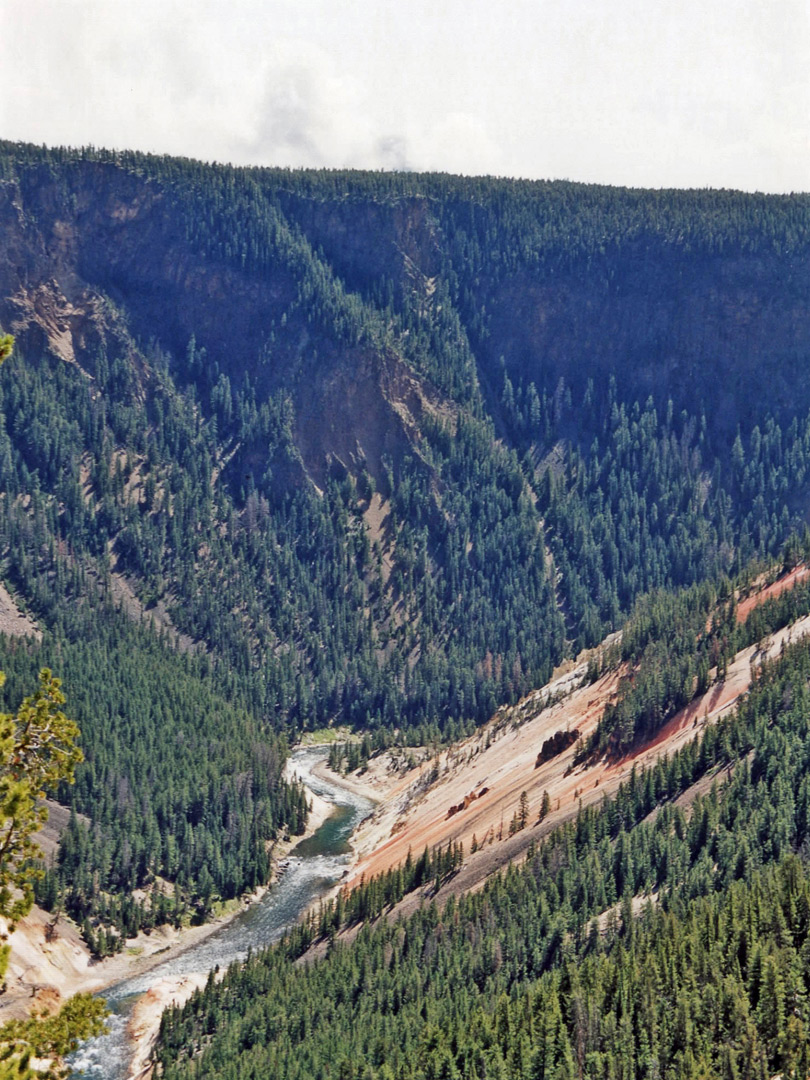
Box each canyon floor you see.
[1,567,807,1075]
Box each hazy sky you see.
[2,0,808,192]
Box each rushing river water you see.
[68,747,373,1079]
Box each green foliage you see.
[155,633,810,1079]
[0,660,107,1078]
[5,142,810,959]
[0,668,81,992]
[2,141,810,753]
[0,324,560,742]
[0,609,307,946]
[0,994,107,1080]
[0,670,80,928]
[590,542,810,754]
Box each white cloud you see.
[236,40,405,170]
[1,0,808,191]
[408,112,502,177]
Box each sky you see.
[2,0,808,193]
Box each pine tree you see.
[0,666,106,1077]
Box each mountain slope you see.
[4,144,810,728]
[3,143,810,948]
[341,563,810,901]
[156,586,810,1080]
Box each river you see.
[68,747,372,1079]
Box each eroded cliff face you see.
[1,162,290,386]
[3,148,810,727]
[480,256,810,438]
[0,160,455,495]
[277,192,442,303]
[5,155,810,478]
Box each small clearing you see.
[362,492,394,586]
[107,569,199,655]
[0,580,40,640]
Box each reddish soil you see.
[344,592,810,901]
[735,564,809,624]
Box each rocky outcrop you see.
[0,160,454,497]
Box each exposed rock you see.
[0,580,40,640]
[535,729,580,767]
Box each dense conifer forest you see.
[157,635,810,1079]
[2,133,810,1033]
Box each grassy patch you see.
[297,726,357,747]
[212,896,244,919]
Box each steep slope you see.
[0,147,570,744]
[4,144,810,701]
[3,143,810,953]
[344,570,810,899]
[156,577,810,1080]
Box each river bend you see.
[68,747,371,1079]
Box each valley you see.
[2,559,805,1076]
[311,562,810,911]
[2,142,810,1076]
[155,569,810,1079]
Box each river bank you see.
[0,756,335,1029]
[2,753,383,1031]
[121,767,338,1077]
[307,756,398,859]
[124,761,383,1075]
[308,756,387,804]
[64,748,374,1080]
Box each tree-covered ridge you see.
[511,375,810,651]
[587,547,810,756]
[155,633,810,1079]
[281,565,810,933]
[3,141,810,741]
[0,339,109,1074]
[0,334,562,741]
[159,859,810,1080]
[0,329,309,944]
[3,140,810,945]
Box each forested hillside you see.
[3,143,810,724]
[156,633,810,1079]
[2,141,810,939]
